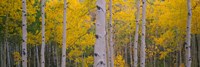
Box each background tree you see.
[22,0,27,67]
[40,0,46,67]
[61,0,67,67]
[140,0,147,67]
[134,0,140,67]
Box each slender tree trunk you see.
[34,45,36,67]
[180,45,182,66]
[4,41,6,67]
[134,0,140,67]
[140,0,147,67]
[56,44,60,67]
[106,15,110,67]
[1,42,3,67]
[109,0,114,67]
[129,35,133,67]
[94,0,107,67]
[176,51,179,67]
[36,45,40,67]
[40,0,46,67]
[195,34,199,67]
[53,44,56,66]
[29,47,31,67]
[48,44,51,67]
[125,44,128,66]
[22,0,27,66]
[61,0,67,67]
[6,42,10,67]
[153,54,156,67]
[186,0,192,67]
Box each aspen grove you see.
[0,0,200,67]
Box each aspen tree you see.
[22,0,27,66]
[140,0,147,67]
[40,0,46,67]
[94,0,107,67]
[186,0,192,67]
[109,0,114,67]
[134,0,140,67]
[61,0,67,67]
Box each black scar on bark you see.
[24,14,26,16]
[100,61,103,64]
[22,50,26,55]
[97,61,105,65]
[96,5,101,10]
[96,5,104,12]
[22,1,24,3]
[95,35,99,39]
[94,53,99,57]
[189,57,192,61]
[188,12,191,16]
[109,24,112,27]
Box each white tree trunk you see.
[94,0,107,67]
[186,0,192,67]
[61,0,67,67]
[22,0,27,66]
[140,0,147,67]
[40,0,46,67]
[109,0,114,67]
[36,46,40,67]
[134,0,140,67]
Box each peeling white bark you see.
[61,0,67,67]
[22,0,27,66]
[134,0,140,67]
[94,0,107,67]
[40,0,46,67]
[186,0,192,67]
[140,0,146,67]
